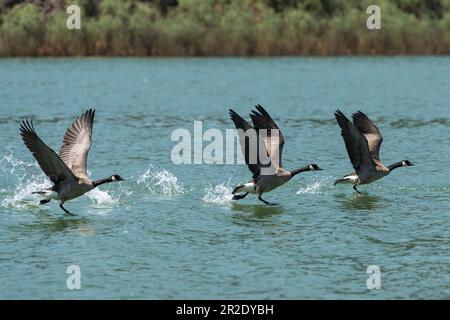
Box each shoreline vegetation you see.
[0,0,450,57]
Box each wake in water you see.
[202,180,234,205]
[137,166,184,196]
[0,151,126,210]
[1,175,51,209]
[296,177,342,195]
[203,178,332,205]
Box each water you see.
[0,57,449,299]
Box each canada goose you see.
[229,105,322,205]
[20,109,125,215]
[334,109,413,194]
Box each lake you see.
[0,57,449,299]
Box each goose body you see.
[229,105,322,205]
[334,110,413,193]
[20,109,124,215]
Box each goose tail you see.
[32,188,59,200]
[32,191,46,195]
[232,185,245,194]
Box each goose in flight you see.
[334,109,413,194]
[20,109,125,215]
[229,105,322,205]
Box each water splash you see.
[1,175,50,209]
[85,170,130,207]
[296,180,328,195]
[202,183,233,205]
[0,151,125,210]
[137,167,184,196]
[0,150,37,183]
[0,150,44,208]
[86,188,119,206]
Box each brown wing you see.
[249,104,285,169]
[352,111,383,163]
[229,109,263,178]
[335,110,375,171]
[59,109,95,179]
[20,120,76,184]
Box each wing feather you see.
[249,104,285,169]
[352,111,383,163]
[229,109,262,178]
[20,120,75,184]
[335,110,375,171]
[59,109,95,179]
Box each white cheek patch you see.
[111,176,116,181]
[402,161,407,166]
[309,165,314,170]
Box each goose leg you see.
[59,202,76,216]
[39,199,51,205]
[258,194,277,205]
[232,193,249,201]
[353,185,367,195]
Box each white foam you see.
[1,175,50,209]
[296,180,325,195]
[86,188,119,206]
[202,183,233,205]
[0,151,127,210]
[137,167,184,196]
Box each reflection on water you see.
[334,193,386,212]
[16,216,93,235]
[230,203,284,219]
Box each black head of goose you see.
[229,104,322,205]
[334,109,414,194]
[20,109,125,215]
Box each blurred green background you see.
[0,0,449,56]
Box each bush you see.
[0,0,449,56]
[0,3,44,55]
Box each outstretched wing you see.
[335,109,375,171]
[249,104,285,169]
[229,109,264,178]
[352,111,383,163]
[59,109,95,179]
[20,120,76,184]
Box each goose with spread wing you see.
[334,109,413,194]
[229,105,322,205]
[20,109,124,215]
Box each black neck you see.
[290,165,310,177]
[388,162,403,171]
[93,177,113,188]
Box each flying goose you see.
[229,105,322,205]
[334,109,413,193]
[20,109,124,215]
